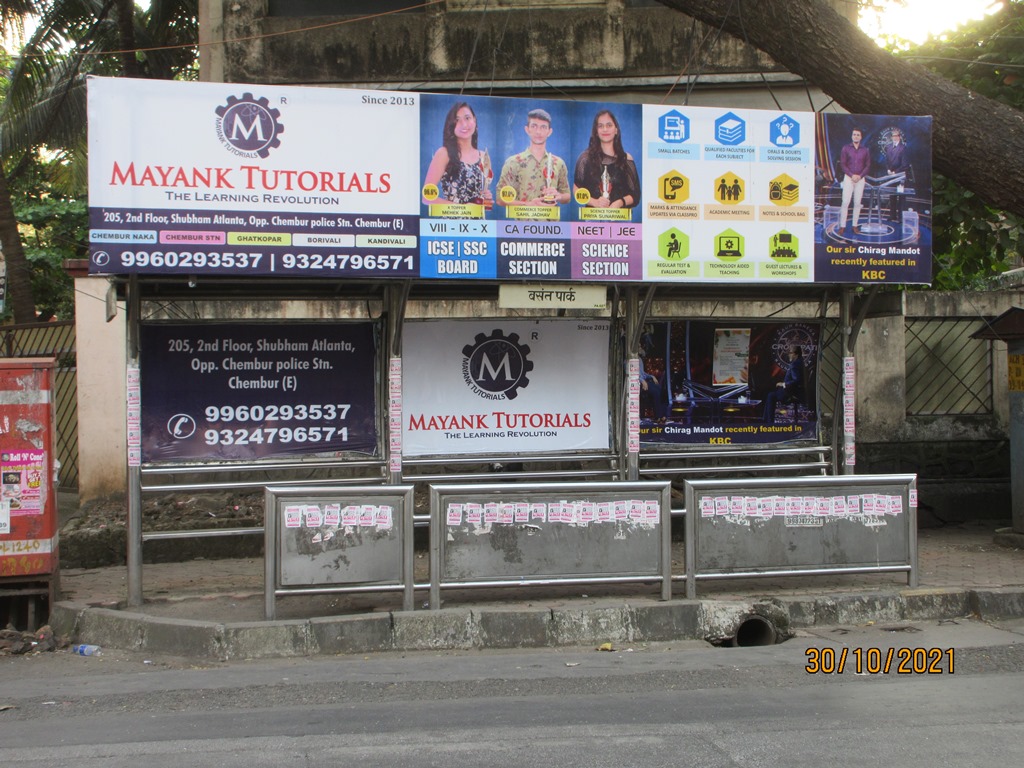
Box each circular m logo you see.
[461,329,534,400]
[215,93,284,158]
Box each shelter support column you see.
[387,282,410,485]
[623,288,639,481]
[839,288,855,474]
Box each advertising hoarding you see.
[813,113,932,283]
[638,320,821,446]
[88,78,932,285]
[139,323,378,461]
[401,319,610,456]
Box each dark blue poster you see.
[140,322,378,461]
[814,113,932,283]
[639,320,821,446]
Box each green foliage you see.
[905,1,1024,107]
[930,176,1021,289]
[9,153,85,321]
[898,1,1024,288]
[0,2,198,321]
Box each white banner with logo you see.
[401,319,610,456]
[88,77,418,215]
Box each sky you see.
[859,0,1005,44]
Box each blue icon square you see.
[770,114,800,147]
[659,110,690,143]
[714,112,746,146]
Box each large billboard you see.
[401,320,610,456]
[88,77,932,284]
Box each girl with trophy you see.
[422,102,493,209]
[573,109,640,211]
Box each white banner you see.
[88,77,420,216]
[402,319,610,456]
[0,535,56,556]
[642,104,816,283]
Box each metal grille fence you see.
[818,317,843,418]
[0,322,78,489]
[905,318,992,416]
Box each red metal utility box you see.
[0,358,59,628]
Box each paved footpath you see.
[50,520,1024,661]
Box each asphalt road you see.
[2,618,1022,767]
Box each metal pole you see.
[264,491,277,620]
[684,483,697,599]
[387,281,409,486]
[624,288,639,481]
[402,485,415,611]
[126,276,143,607]
[839,287,855,475]
[908,477,919,587]
[429,485,441,610]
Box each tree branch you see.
[656,0,1024,218]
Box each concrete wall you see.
[74,276,127,500]
[855,289,1022,522]
[209,2,766,87]
[857,291,1015,444]
[200,0,852,109]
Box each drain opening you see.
[728,614,778,647]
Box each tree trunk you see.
[116,0,141,78]
[656,0,1024,219]
[0,170,38,323]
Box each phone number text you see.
[115,251,414,272]
[205,404,351,422]
[205,426,349,447]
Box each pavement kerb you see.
[48,585,1024,661]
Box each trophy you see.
[475,149,494,210]
[542,153,555,204]
[600,165,612,200]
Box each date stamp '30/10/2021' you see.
[805,647,954,675]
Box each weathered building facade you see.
[199,0,847,108]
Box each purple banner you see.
[140,323,378,461]
[571,222,643,280]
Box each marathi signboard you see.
[401,319,610,456]
[139,323,378,461]
[88,77,932,285]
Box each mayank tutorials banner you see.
[88,77,932,285]
[401,319,610,457]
